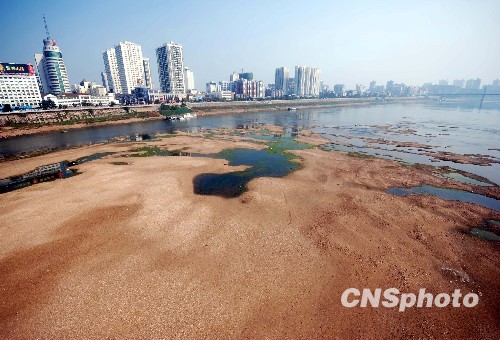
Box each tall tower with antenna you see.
[43,14,50,39]
[34,15,70,94]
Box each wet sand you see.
[0,131,499,338]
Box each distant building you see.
[42,92,115,107]
[101,71,109,92]
[184,67,195,91]
[239,72,253,80]
[333,84,345,96]
[156,41,185,94]
[218,80,231,91]
[356,84,366,96]
[206,81,219,93]
[230,72,239,82]
[453,79,465,88]
[438,79,448,86]
[465,78,481,90]
[143,58,153,89]
[234,79,265,98]
[275,67,289,93]
[0,62,42,109]
[286,78,295,95]
[373,85,385,94]
[492,79,500,87]
[369,81,376,91]
[472,78,481,90]
[208,91,233,101]
[34,20,70,95]
[294,66,321,97]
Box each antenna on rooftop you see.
[43,14,50,39]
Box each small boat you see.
[61,130,68,133]
[287,107,297,111]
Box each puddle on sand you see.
[193,148,299,198]
[387,184,500,212]
[193,137,308,198]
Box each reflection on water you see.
[387,184,500,212]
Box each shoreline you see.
[0,97,427,139]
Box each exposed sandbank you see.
[0,129,498,338]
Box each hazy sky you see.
[1,0,499,90]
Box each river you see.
[1,98,499,184]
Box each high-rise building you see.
[275,67,289,93]
[34,16,70,95]
[287,78,295,95]
[102,48,121,93]
[465,78,481,90]
[103,42,148,94]
[101,71,109,92]
[356,84,366,96]
[143,58,153,89]
[239,72,253,81]
[472,78,481,90]
[438,79,448,85]
[294,66,321,97]
[230,72,239,82]
[115,41,146,94]
[334,84,345,96]
[184,67,195,91]
[369,81,376,91]
[0,62,42,108]
[156,42,185,94]
[453,79,465,88]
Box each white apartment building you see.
[115,41,146,94]
[294,66,321,97]
[156,42,185,94]
[184,67,195,91]
[0,63,42,109]
[103,42,150,95]
[34,37,71,94]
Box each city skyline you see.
[1,0,499,90]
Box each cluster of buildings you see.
[1,17,500,112]
[0,18,195,111]
[273,66,321,98]
[203,66,322,101]
[204,72,265,101]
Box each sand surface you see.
[0,132,499,338]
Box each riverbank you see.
[0,128,498,338]
[0,97,428,139]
